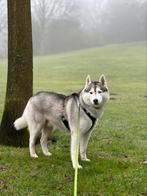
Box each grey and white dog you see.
[14,75,109,169]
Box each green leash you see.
[74,106,81,196]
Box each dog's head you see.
[81,75,110,109]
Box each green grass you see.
[0,42,147,195]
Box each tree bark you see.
[0,0,33,146]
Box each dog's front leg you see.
[71,132,82,169]
[80,132,91,162]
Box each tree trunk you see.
[0,0,33,146]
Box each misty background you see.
[0,0,146,58]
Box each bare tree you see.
[32,0,63,54]
[32,0,81,54]
[0,0,7,57]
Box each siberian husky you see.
[14,75,110,169]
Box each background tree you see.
[31,0,66,54]
[0,0,146,57]
[0,0,33,146]
[0,0,7,57]
[31,0,82,54]
[100,0,147,44]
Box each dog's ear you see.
[85,75,91,87]
[99,74,107,86]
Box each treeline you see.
[0,0,146,57]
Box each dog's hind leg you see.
[40,126,52,156]
[29,123,42,158]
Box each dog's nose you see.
[93,99,99,105]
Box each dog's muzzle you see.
[93,99,99,105]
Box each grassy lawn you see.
[0,42,147,195]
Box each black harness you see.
[80,106,96,131]
[61,115,70,131]
[61,93,96,132]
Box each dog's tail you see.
[14,116,27,130]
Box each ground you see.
[0,42,147,195]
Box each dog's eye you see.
[90,92,93,94]
[98,91,102,94]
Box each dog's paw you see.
[44,152,52,156]
[31,154,38,158]
[81,158,91,162]
[78,164,83,169]
[73,164,83,169]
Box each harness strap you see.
[61,115,70,131]
[81,106,96,131]
[61,92,96,132]
[73,93,96,131]
[61,93,79,131]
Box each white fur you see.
[14,116,27,130]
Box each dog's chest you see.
[80,111,97,133]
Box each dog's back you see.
[14,92,67,131]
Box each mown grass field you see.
[0,42,147,195]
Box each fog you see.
[0,0,146,57]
